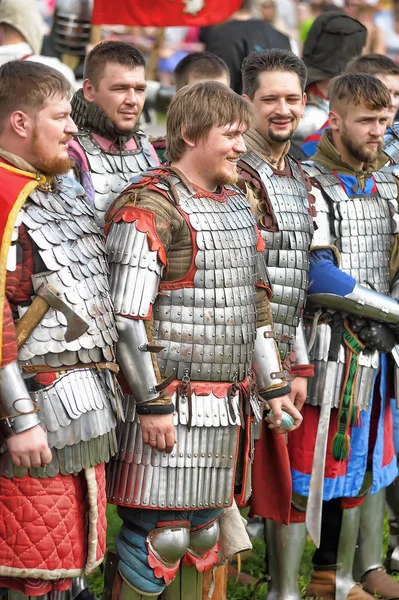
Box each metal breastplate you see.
[152,180,259,383]
[302,161,399,410]
[384,122,399,165]
[240,151,313,360]
[303,161,398,294]
[76,130,158,228]
[2,175,120,478]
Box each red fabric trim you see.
[166,376,250,398]
[156,520,190,528]
[110,206,167,267]
[255,226,266,252]
[255,280,273,299]
[341,495,366,509]
[146,543,180,585]
[183,543,219,572]
[307,83,329,100]
[250,418,292,524]
[192,187,237,203]
[290,364,315,378]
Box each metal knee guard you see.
[335,505,361,600]
[354,490,385,581]
[188,520,220,559]
[265,520,307,600]
[386,480,399,572]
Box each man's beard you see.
[341,130,381,164]
[214,170,239,187]
[267,121,295,144]
[31,129,73,175]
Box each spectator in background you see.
[294,10,367,145]
[203,0,291,93]
[0,0,77,89]
[375,0,399,62]
[343,0,386,54]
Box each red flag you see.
[92,0,242,27]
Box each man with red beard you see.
[103,81,302,600]
[290,73,399,599]
[0,60,120,600]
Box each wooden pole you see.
[147,28,165,80]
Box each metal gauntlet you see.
[253,325,290,398]
[0,361,40,434]
[115,316,161,404]
[308,283,399,325]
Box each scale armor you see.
[106,172,263,510]
[73,130,158,228]
[239,150,314,360]
[302,161,399,410]
[384,122,399,165]
[1,175,121,478]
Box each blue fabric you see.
[308,252,356,297]
[391,397,399,453]
[115,507,222,594]
[291,354,398,499]
[337,172,375,196]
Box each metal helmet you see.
[52,0,93,56]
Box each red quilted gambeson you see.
[0,472,87,572]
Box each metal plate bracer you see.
[253,325,286,391]
[115,317,161,403]
[293,319,310,365]
[308,283,399,324]
[0,361,40,434]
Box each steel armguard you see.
[253,325,291,398]
[116,316,161,404]
[293,319,311,365]
[307,283,399,325]
[0,361,40,434]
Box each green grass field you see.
[87,505,395,599]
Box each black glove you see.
[349,316,396,353]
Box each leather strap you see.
[21,361,119,375]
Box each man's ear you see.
[180,124,195,148]
[328,110,340,131]
[301,92,307,118]
[242,93,250,101]
[83,79,96,102]
[9,111,30,138]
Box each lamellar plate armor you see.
[73,130,158,228]
[384,122,399,166]
[106,172,264,510]
[239,150,314,361]
[1,175,120,478]
[302,161,399,410]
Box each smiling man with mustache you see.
[237,51,315,599]
[68,41,158,230]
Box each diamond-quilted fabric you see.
[0,472,87,575]
[94,464,106,563]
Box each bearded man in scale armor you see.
[68,41,159,230]
[103,81,303,600]
[0,61,121,600]
[287,74,399,600]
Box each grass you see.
[87,505,397,599]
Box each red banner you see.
[92,0,242,27]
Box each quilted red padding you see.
[0,472,87,571]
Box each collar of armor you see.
[70,88,139,143]
[244,126,290,171]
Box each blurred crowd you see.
[1,0,399,92]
